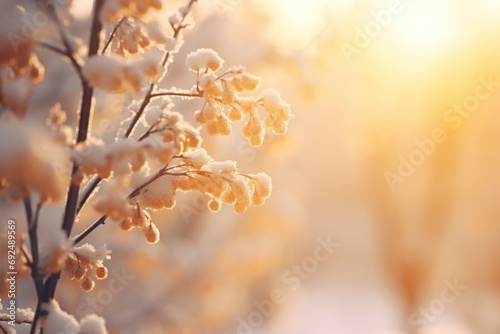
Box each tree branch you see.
[61,0,103,241]
[102,16,126,54]
[27,201,44,334]
[24,197,33,225]
[77,0,199,218]
[37,42,65,57]
[124,0,198,138]
[40,0,105,328]
[150,91,203,99]
[0,318,32,324]
[73,163,174,245]
[73,215,107,246]
[76,177,101,214]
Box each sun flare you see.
[258,0,353,50]
[390,0,458,54]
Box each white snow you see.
[185,48,224,72]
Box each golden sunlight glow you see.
[390,0,458,54]
[480,0,500,17]
[258,0,353,50]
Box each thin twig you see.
[35,0,85,83]
[124,0,198,138]
[137,119,161,141]
[73,215,107,245]
[76,177,101,214]
[74,162,178,245]
[37,42,66,56]
[149,91,203,99]
[102,17,126,54]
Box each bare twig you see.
[37,42,65,57]
[124,0,198,138]
[150,91,203,99]
[102,17,126,54]
[35,0,85,83]
[77,177,101,214]
[37,41,83,82]
[73,215,107,245]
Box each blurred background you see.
[4,0,500,333]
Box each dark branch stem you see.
[37,42,65,56]
[77,177,102,214]
[28,201,44,334]
[39,2,105,331]
[61,0,103,241]
[24,197,33,225]
[21,242,33,267]
[73,215,107,245]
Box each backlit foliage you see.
[0,0,292,333]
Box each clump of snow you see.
[44,300,108,334]
[144,106,163,126]
[83,54,162,93]
[186,48,224,72]
[183,148,212,168]
[40,229,72,273]
[0,113,66,202]
[44,300,79,334]
[16,308,34,324]
[206,160,238,174]
[79,314,108,334]
[72,244,110,266]
[138,175,176,210]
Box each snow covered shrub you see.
[0,0,292,333]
